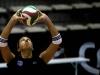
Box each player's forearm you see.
[1,17,17,39]
[44,16,59,37]
[44,15,62,45]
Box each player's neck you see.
[21,50,32,59]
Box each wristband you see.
[0,36,8,47]
[52,33,62,44]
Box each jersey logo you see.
[33,61,37,64]
[17,60,23,67]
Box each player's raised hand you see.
[12,9,27,21]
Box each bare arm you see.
[0,12,24,63]
[1,17,17,38]
[39,13,62,63]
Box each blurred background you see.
[0,0,100,75]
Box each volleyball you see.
[21,5,41,26]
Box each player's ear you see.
[17,48,21,52]
[17,41,21,52]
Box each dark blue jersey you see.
[7,52,47,74]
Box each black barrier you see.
[64,29,100,75]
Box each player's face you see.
[19,37,33,51]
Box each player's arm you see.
[0,11,24,63]
[39,13,62,63]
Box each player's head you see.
[17,36,33,52]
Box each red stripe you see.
[22,11,37,17]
